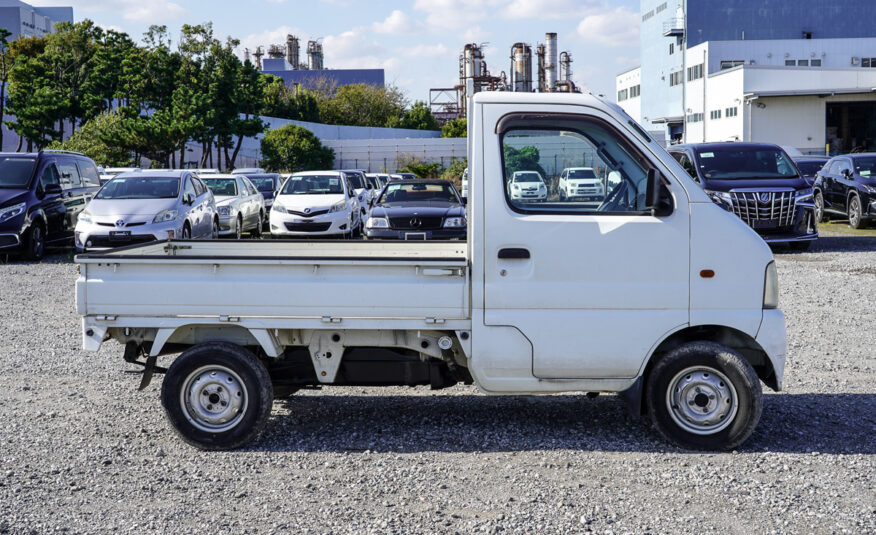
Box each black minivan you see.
[668,142,817,250]
[0,150,102,260]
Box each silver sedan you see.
[202,174,265,239]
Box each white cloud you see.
[372,10,421,34]
[413,0,505,30]
[402,43,449,58]
[576,6,639,47]
[29,0,184,23]
[503,0,597,19]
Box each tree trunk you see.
[171,150,176,169]
[230,135,244,170]
[27,138,32,152]
[208,142,213,168]
[179,146,186,169]
[15,133,22,152]
[200,141,209,167]
[215,141,222,170]
[224,145,232,171]
[0,80,5,151]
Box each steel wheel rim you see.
[180,365,248,433]
[815,193,823,221]
[850,198,860,226]
[666,366,738,435]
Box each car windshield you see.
[377,183,458,204]
[202,178,238,196]
[0,157,37,188]
[693,146,799,179]
[569,169,597,179]
[96,176,180,199]
[344,172,365,189]
[795,161,826,177]
[365,176,380,188]
[854,157,876,178]
[282,175,345,195]
[514,172,542,183]
[246,175,277,191]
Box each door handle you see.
[498,248,530,259]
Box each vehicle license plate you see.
[109,231,131,241]
[751,219,778,229]
[404,232,427,240]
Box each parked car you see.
[668,142,817,250]
[558,167,605,201]
[389,172,418,180]
[202,174,264,239]
[364,179,466,240]
[231,168,265,175]
[461,167,469,198]
[340,170,372,219]
[239,173,282,219]
[192,168,220,175]
[270,171,361,238]
[75,171,218,252]
[813,152,876,228]
[100,167,141,185]
[507,170,547,202]
[792,156,830,186]
[0,150,102,260]
[364,173,388,204]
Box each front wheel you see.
[645,341,762,450]
[848,195,864,229]
[252,213,263,238]
[235,216,243,239]
[814,191,827,222]
[161,342,273,450]
[211,218,219,240]
[22,223,45,261]
[181,223,191,240]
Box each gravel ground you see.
[1,234,874,535]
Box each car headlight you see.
[512,184,520,190]
[0,202,26,224]
[77,210,92,224]
[365,217,388,229]
[217,206,232,216]
[152,209,178,223]
[795,188,814,202]
[330,200,348,213]
[272,204,287,214]
[704,190,733,208]
[763,261,779,309]
[861,184,876,195]
[443,216,466,228]
[538,184,546,191]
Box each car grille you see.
[389,217,443,230]
[284,222,332,232]
[88,234,157,247]
[730,191,797,228]
[97,221,147,227]
[286,209,329,217]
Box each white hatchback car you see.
[270,171,361,238]
[508,171,547,202]
[558,167,605,201]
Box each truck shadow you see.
[807,235,876,253]
[256,392,876,455]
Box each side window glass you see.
[39,164,60,188]
[501,120,651,214]
[56,160,82,189]
[76,162,101,186]
[183,177,197,199]
[841,160,853,175]
[679,154,698,180]
[828,160,842,174]
[193,177,206,196]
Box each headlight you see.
[763,261,779,309]
[795,188,814,202]
[861,184,876,195]
[538,184,546,191]
[512,184,520,190]
[704,190,733,208]
[272,204,287,214]
[217,206,232,216]
[152,209,178,223]
[443,216,466,228]
[0,202,26,224]
[330,200,348,213]
[78,210,92,224]
[365,217,388,229]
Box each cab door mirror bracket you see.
[645,168,674,217]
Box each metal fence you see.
[323,138,468,172]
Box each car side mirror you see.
[645,168,673,217]
[366,183,373,190]
[842,169,852,178]
[184,193,195,205]
[461,197,468,205]
[44,184,62,195]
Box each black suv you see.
[668,142,817,250]
[813,153,876,228]
[0,150,102,260]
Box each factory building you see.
[250,35,384,91]
[0,0,73,40]
[617,1,876,154]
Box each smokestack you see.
[285,35,300,70]
[544,32,558,91]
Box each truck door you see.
[480,107,690,379]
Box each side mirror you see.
[461,197,468,206]
[184,193,195,205]
[842,169,852,178]
[645,168,673,217]
[366,183,373,190]
[44,184,62,195]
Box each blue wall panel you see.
[260,69,385,89]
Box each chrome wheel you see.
[180,365,248,433]
[848,197,861,228]
[814,192,825,222]
[666,366,738,435]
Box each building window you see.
[656,2,667,14]
[725,107,738,117]
[862,58,876,68]
[642,9,654,21]
[629,84,640,98]
[687,63,703,81]
[784,59,795,66]
[811,59,822,67]
[797,59,809,66]
[669,43,674,55]
[720,60,744,70]
[617,89,628,102]
[710,110,722,120]
[669,70,683,86]
[687,113,703,123]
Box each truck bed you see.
[76,240,470,325]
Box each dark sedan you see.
[363,179,466,240]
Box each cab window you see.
[39,163,60,188]
[56,160,82,189]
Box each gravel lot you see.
[1,234,874,535]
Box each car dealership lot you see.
[0,234,874,534]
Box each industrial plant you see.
[245,35,324,72]
[430,32,578,122]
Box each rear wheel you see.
[646,341,762,450]
[848,195,864,229]
[22,222,45,261]
[181,223,191,240]
[161,342,273,450]
[814,191,827,222]
[252,213,263,238]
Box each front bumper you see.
[511,191,547,201]
[756,308,787,391]
[269,209,350,236]
[0,232,21,250]
[364,227,467,240]
[217,214,238,236]
[75,219,182,252]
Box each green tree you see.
[82,29,135,116]
[228,59,266,169]
[259,124,334,172]
[441,157,467,187]
[503,145,546,177]
[397,153,443,178]
[0,28,15,150]
[394,101,438,130]
[259,74,320,122]
[441,118,467,138]
[6,53,69,150]
[318,83,407,127]
[48,111,132,166]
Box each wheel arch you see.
[148,324,282,358]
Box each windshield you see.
[377,182,458,204]
[854,157,876,178]
[693,146,799,179]
[514,172,543,183]
[96,176,180,199]
[344,172,365,189]
[365,176,380,188]
[0,157,37,188]
[202,178,238,196]
[568,169,597,179]
[795,161,827,177]
[246,175,277,192]
[282,175,345,195]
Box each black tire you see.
[645,341,762,451]
[814,191,827,222]
[848,195,864,229]
[252,213,263,238]
[161,342,273,450]
[181,223,191,240]
[211,218,219,240]
[22,221,45,261]
[235,216,243,239]
[559,189,566,201]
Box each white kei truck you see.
[76,92,786,451]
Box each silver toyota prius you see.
[75,171,218,252]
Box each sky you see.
[30,0,642,105]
